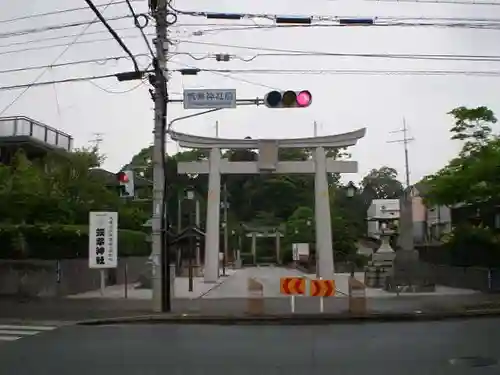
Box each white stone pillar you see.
[251,233,257,264]
[314,146,335,278]
[204,147,221,283]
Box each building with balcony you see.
[0,116,73,164]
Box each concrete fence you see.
[0,257,149,297]
[424,263,500,293]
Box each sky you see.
[1,0,500,185]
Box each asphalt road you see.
[0,318,499,374]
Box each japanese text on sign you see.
[183,89,237,109]
[89,212,118,269]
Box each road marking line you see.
[0,336,21,341]
[0,330,40,336]
[0,325,56,331]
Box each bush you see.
[419,224,500,267]
[0,224,150,259]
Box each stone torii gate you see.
[169,129,366,283]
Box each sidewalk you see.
[1,293,500,323]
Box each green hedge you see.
[0,224,150,260]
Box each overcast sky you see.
[1,0,500,185]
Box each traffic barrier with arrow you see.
[310,279,335,297]
[280,277,306,295]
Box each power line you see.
[0,55,149,75]
[388,118,414,188]
[0,0,117,116]
[173,39,500,62]
[84,0,139,71]
[357,0,500,6]
[124,0,155,58]
[170,65,500,76]
[0,0,141,24]
[0,14,133,40]
[88,76,147,94]
[170,50,500,63]
[0,25,150,49]
[171,61,278,90]
[0,33,154,59]
[167,4,500,25]
[0,73,130,91]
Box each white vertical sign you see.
[89,211,118,269]
[292,244,299,261]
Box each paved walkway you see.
[203,266,308,299]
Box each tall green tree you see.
[361,166,404,201]
[424,106,499,206]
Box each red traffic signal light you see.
[264,90,312,108]
[117,171,129,183]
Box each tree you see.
[361,166,404,202]
[0,148,128,226]
[424,106,500,206]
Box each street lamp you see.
[346,181,357,198]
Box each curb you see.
[77,308,500,326]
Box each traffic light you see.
[264,90,312,108]
[116,170,134,198]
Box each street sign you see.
[292,243,309,261]
[310,279,335,297]
[89,212,118,269]
[280,277,306,295]
[183,89,236,109]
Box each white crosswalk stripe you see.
[0,325,57,342]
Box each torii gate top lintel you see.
[168,127,366,149]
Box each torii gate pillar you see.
[170,128,366,283]
[204,147,222,283]
[314,146,334,278]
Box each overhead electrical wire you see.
[2,67,499,94]
[0,55,150,75]
[172,39,500,62]
[0,0,142,24]
[184,22,500,36]
[0,0,119,116]
[0,25,152,49]
[0,14,133,40]
[124,0,155,58]
[169,50,500,63]
[0,72,152,91]
[172,65,500,77]
[84,0,139,71]
[0,33,154,59]
[167,3,500,25]
[351,0,500,6]
[172,60,279,90]
[88,62,152,94]
[88,77,147,94]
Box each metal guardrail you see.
[0,116,73,152]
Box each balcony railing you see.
[0,116,73,152]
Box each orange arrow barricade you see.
[310,279,336,314]
[309,279,335,297]
[280,277,306,295]
[280,277,306,314]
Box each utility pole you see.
[90,132,104,151]
[215,120,219,138]
[151,0,169,313]
[388,118,414,188]
[313,121,318,137]
[223,181,228,276]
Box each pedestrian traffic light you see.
[116,170,134,198]
[264,90,312,108]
